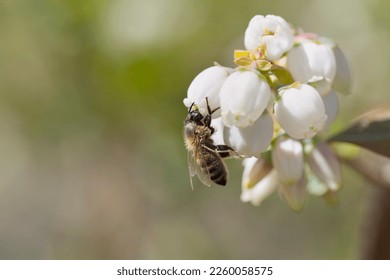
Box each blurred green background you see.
[0,0,389,259]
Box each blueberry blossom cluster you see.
[183,14,351,211]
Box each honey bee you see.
[184,97,237,188]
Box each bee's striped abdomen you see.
[202,148,227,186]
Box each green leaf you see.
[329,107,390,157]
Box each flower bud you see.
[224,113,273,157]
[274,83,327,139]
[332,45,352,96]
[307,143,341,191]
[306,166,329,196]
[322,90,339,129]
[241,168,278,206]
[272,137,304,185]
[279,175,306,212]
[322,190,339,207]
[183,66,232,117]
[244,15,294,61]
[241,157,272,189]
[220,69,271,128]
[287,39,336,96]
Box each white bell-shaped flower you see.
[272,137,304,186]
[241,157,272,189]
[244,15,294,61]
[332,45,352,96]
[210,117,225,145]
[310,78,333,97]
[183,66,233,117]
[287,39,336,96]
[220,69,271,128]
[274,83,327,139]
[224,113,273,157]
[241,167,278,206]
[307,143,341,191]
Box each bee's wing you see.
[187,151,196,190]
[193,145,212,187]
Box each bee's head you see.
[188,102,204,123]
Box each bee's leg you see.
[210,107,220,115]
[204,99,213,128]
[204,97,220,130]
[201,141,239,158]
[203,141,216,149]
[202,141,218,153]
[205,97,220,116]
[204,114,212,128]
[216,145,240,158]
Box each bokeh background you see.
[0,0,389,259]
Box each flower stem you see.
[361,186,390,259]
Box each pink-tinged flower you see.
[332,45,352,96]
[274,83,327,139]
[220,69,271,128]
[307,143,341,191]
[287,39,336,96]
[183,66,233,117]
[322,90,339,130]
[244,15,294,61]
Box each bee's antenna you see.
[188,102,195,113]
